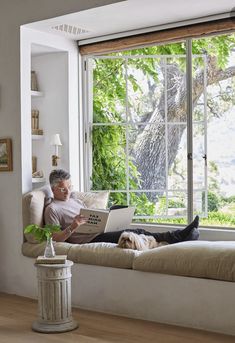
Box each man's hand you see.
[71,214,88,232]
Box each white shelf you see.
[32,177,46,184]
[31,90,43,97]
[32,134,44,140]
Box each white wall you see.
[20,27,80,192]
[0,0,121,294]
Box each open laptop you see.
[105,206,135,232]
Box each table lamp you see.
[50,134,62,166]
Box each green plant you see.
[24,224,61,243]
[202,191,221,212]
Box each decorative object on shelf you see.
[31,71,39,91]
[31,109,39,129]
[31,109,43,135]
[32,156,37,174]
[32,170,44,178]
[50,134,62,166]
[0,138,13,172]
[32,129,43,135]
[32,170,45,184]
[24,223,60,258]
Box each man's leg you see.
[149,215,199,244]
[90,228,148,244]
[90,217,199,245]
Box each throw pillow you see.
[71,191,109,209]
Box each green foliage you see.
[24,224,60,242]
[201,212,235,227]
[146,211,235,228]
[202,191,221,212]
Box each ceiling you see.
[28,0,235,53]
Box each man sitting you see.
[44,169,199,245]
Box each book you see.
[35,255,67,264]
[77,207,135,234]
[32,128,43,135]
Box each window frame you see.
[80,20,235,228]
[82,42,211,223]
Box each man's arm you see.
[44,206,87,242]
[52,214,87,242]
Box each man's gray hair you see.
[49,169,71,188]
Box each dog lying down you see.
[117,231,168,251]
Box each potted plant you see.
[24,224,60,258]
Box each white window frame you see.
[81,40,209,222]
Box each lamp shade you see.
[50,134,62,146]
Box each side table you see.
[32,260,78,333]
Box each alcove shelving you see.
[31,84,45,186]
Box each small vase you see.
[44,237,55,258]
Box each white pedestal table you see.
[32,260,78,333]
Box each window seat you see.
[22,187,235,336]
[22,240,235,282]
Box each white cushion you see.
[72,191,109,209]
[133,241,235,282]
[68,242,138,269]
[22,241,138,269]
[22,190,46,243]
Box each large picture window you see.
[83,33,235,228]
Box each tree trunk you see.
[134,57,235,194]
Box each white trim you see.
[78,12,232,46]
[186,39,193,222]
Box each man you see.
[44,169,199,245]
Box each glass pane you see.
[91,125,127,190]
[193,190,205,216]
[193,123,206,190]
[192,33,235,228]
[156,191,187,225]
[108,192,127,208]
[129,192,164,218]
[166,57,186,123]
[128,124,166,190]
[129,191,187,220]
[92,58,126,123]
[167,123,187,191]
[192,55,206,122]
[127,57,163,124]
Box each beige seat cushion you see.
[68,242,139,269]
[133,241,235,282]
[22,241,138,269]
[22,190,46,243]
[22,188,109,243]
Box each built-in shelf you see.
[31,90,43,97]
[32,134,44,140]
[32,177,46,184]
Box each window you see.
[83,33,235,228]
